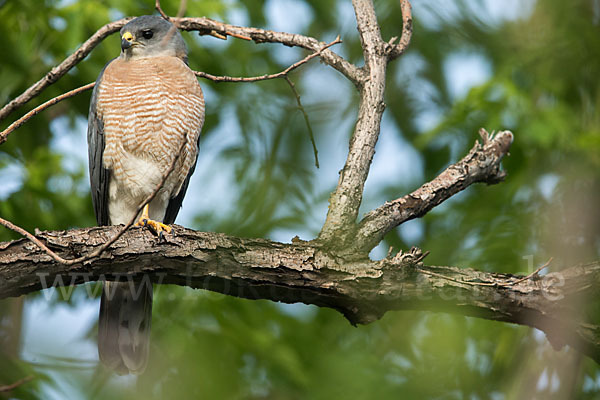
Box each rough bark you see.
[0,226,599,363]
[318,0,390,245]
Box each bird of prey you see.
[87,15,205,374]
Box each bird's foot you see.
[138,217,172,235]
[136,204,172,240]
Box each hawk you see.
[87,15,205,374]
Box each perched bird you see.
[87,15,205,374]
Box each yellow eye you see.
[122,31,133,42]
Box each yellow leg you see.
[136,204,172,235]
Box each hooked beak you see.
[121,31,135,51]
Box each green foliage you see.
[0,0,599,399]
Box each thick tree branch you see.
[0,226,598,363]
[355,129,514,253]
[318,0,389,246]
[353,0,385,66]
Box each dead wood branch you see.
[0,227,598,363]
[355,129,514,253]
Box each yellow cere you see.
[122,31,133,41]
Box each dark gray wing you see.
[87,62,112,226]
[163,134,200,225]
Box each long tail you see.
[98,280,153,375]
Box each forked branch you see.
[387,0,413,59]
[355,129,514,253]
[317,0,414,248]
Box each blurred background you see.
[1,0,600,398]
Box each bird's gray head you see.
[120,15,187,62]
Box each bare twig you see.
[157,0,250,41]
[173,17,361,84]
[0,376,33,393]
[508,257,553,286]
[195,39,341,170]
[194,36,341,83]
[207,31,228,40]
[418,257,553,288]
[0,18,131,123]
[0,83,94,145]
[156,0,187,20]
[155,0,170,20]
[223,31,252,41]
[0,136,188,265]
[418,267,498,287]
[0,217,65,264]
[388,0,413,60]
[285,76,319,168]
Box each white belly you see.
[107,154,173,225]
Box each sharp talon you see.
[136,210,171,239]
